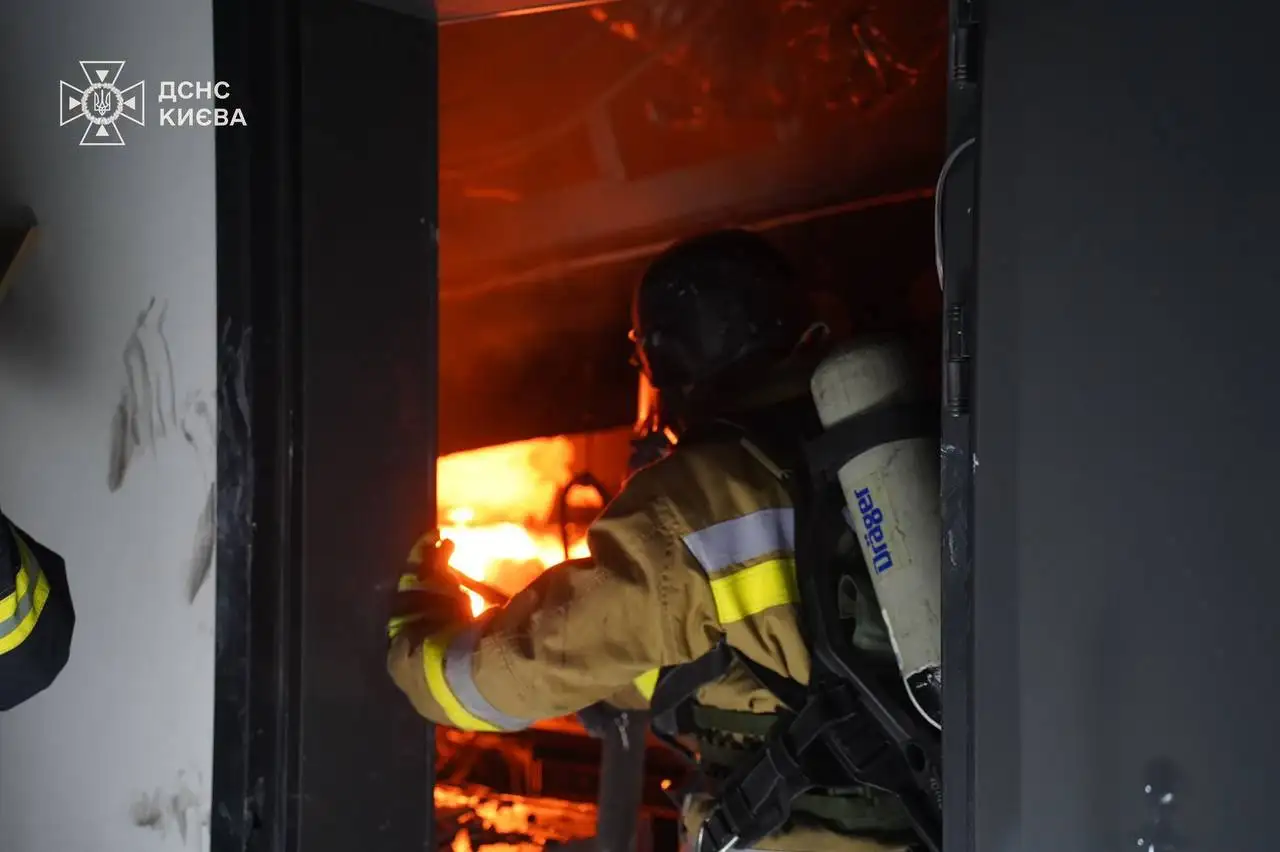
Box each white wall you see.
[0,2,218,851]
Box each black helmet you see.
[630,230,813,396]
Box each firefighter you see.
[1,507,75,711]
[388,230,923,852]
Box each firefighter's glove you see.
[387,536,471,641]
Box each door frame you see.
[212,2,440,849]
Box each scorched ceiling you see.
[438,0,947,453]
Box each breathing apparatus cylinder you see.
[809,340,942,730]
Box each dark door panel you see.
[964,2,1280,851]
[213,2,439,850]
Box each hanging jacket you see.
[1,509,75,711]
[387,371,917,852]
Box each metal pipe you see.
[595,711,652,852]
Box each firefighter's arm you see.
[0,518,27,652]
[1,511,75,711]
[386,475,721,730]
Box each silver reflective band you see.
[682,508,796,575]
[443,624,533,731]
[0,575,39,642]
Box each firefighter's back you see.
[638,438,917,852]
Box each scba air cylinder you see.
[810,340,942,729]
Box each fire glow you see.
[438,436,597,616]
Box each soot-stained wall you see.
[0,5,217,850]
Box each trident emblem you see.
[92,88,114,117]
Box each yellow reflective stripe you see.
[0,534,51,656]
[389,575,424,638]
[633,668,660,701]
[708,557,798,625]
[0,574,48,655]
[421,629,501,732]
[0,578,20,622]
[387,613,421,639]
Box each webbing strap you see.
[651,639,735,736]
[792,788,914,834]
[734,653,807,713]
[803,401,936,481]
[699,745,909,833]
[691,706,778,739]
[695,684,876,852]
[692,712,914,836]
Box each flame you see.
[439,437,597,616]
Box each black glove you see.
[387,535,472,642]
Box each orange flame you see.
[439,437,596,616]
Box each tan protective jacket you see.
[389,400,912,852]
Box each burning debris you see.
[436,784,598,852]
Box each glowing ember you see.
[439,437,597,616]
[437,784,597,852]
